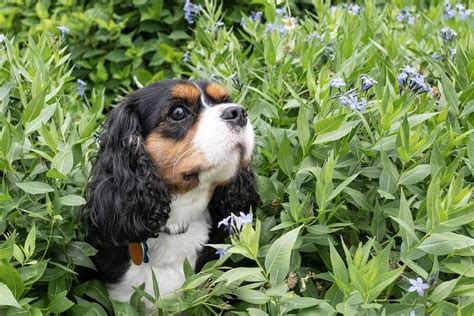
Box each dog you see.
[80,79,258,302]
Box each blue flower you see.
[183,51,191,63]
[275,8,286,16]
[339,92,366,112]
[58,26,69,39]
[306,32,321,42]
[215,247,228,259]
[401,65,417,76]
[444,1,456,20]
[265,23,276,33]
[432,53,442,60]
[440,27,457,43]
[184,0,203,24]
[408,277,429,296]
[249,11,263,23]
[409,73,430,94]
[240,17,246,28]
[348,4,361,15]
[330,78,346,93]
[339,91,367,112]
[397,7,415,25]
[216,21,225,27]
[217,215,232,228]
[278,25,286,36]
[456,4,472,20]
[449,47,456,58]
[397,72,408,88]
[238,212,253,225]
[77,79,87,97]
[360,75,377,92]
[0,34,6,43]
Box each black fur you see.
[80,80,258,284]
[196,166,259,271]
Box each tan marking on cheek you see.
[170,84,200,103]
[205,83,230,101]
[144,119,210,193]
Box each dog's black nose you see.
[221,106,247,128]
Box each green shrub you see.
[1,0,473,315]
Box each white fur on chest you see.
[107,186,212,302]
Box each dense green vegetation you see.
[0,0,473,315]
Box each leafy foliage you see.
[1,0,473,315]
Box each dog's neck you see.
[163,184,213,234]
[162,161,240,234]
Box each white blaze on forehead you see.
[193,103,255,168]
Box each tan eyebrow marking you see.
[170,83,200,102]
[205,83,230,101]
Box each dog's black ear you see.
[208,166,259,220]
[81,95,171,246]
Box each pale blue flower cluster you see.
[397,6,415,25]
[329,78,346,93]
[306,32,321,42]
[330,76,376,112]
[360,75,377,92]
[397,65,430,94]
[58,25,69,39]
[348,3,361,15]
[444,1,472,20]
[184,0,203,24]
[77,79,87,97]
[0,34,6,43]
[440,27,457,43]
[242,8,298,36]
[218,212,253,233]
[182,51,191,63]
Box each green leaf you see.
[426,173,442,228]
[60,195,86,206]
[25,104,56,134]
[48,290,74,313]
[0,260,24,299]
[398,164,430,185]
[314,114,346,135]
[16,182,54,195]
[234,288,270,305]
[418,233,474,255]
[277,132,293,177]
[21,87,48,124]
[440,71,460,114]
[429,278,459,303]
[0,282,21,308]
[329,240,349,294]
[314,121,358,144]
[326,172,360,203]
[215,267,266,286]
[265,226,302,285]
[297,106,310,153]
[112,300,139,316]
[24,223,36,259]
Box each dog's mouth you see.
[180,143,246,183]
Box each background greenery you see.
[0,0,473,315]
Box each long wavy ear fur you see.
[81,96,171,246]
[208,166,258,218]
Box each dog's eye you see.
[169,106,189,121]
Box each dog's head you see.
[81,80,256,246]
